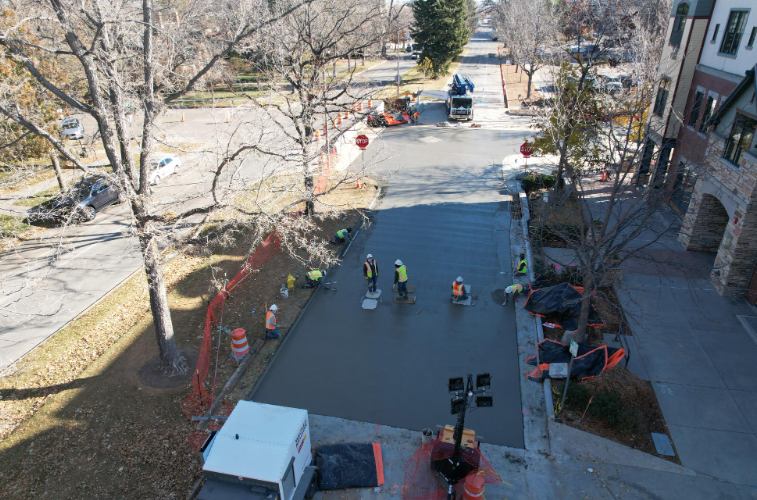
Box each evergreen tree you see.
[412,0,470,77]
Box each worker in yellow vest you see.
[452,276,468,302]
[364,254,379,292]
[394,259,408,299]
[303,269,326,288]
[265,304,280,339]
[333,227,352,244]
[504,283,530,305]
[516,253,528,275]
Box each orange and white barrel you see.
[462,474,485,500]
[230,328,250,360]
[358,102,363,111]
[368,99,373,108]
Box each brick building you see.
[645,0,757,303]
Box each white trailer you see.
[197,401,318,500]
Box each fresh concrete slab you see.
[668,424,757,486]
[250,113,526,448]
[653,382,752,433]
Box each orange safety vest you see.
[365,259,377,278]
[266,311,276,330]
[452,282,464,296]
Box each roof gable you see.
[705,65,757,129]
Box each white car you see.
[61,117,84,140]
[603,77,622,93]
[148,156,180,185]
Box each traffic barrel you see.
[358,102,363,111]
[230,328,250,360]
[314,130,320,141]
[368,99,373,108]
[462,474,485,500]
[337,113,343,124]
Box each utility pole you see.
[396,29,401,95]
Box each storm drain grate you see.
[510,197,522,220]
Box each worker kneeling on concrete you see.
[302,269,326,288]
[504,283,530,305]
[452,276,468,302]
[265,304,280,339]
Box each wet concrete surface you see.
[251,99,527,447]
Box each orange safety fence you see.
[181,231,281,419]
[315,147,338,195]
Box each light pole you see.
[437,373,492,500]
[396,30,401,95]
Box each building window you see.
[653,79,671,117]
[670,3,689,46]
[688,91,704,128]
[671,161,697,217]
[699,96,716,132]
[711,24,720,43]
[723,114,756,166]
[719,10,749,55]
[748,27,757,48]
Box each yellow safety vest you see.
[511,284,523,293]
[365,260,377,278]
[307,270,323,281]
[397,265,408,282]
[517,259,528,274]
[337,229,348,239]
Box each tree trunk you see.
[50,152,67,192]
[573,273,593,343]
[526,70,533,100]
[138,227,187,375]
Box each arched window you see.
[670,2,689,46]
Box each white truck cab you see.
[198,402,318,500]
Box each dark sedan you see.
[26,175,124,224]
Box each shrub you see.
[589,391,623,425]
[563,381,592,411]
[522,173,557,194]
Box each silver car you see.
[61,117,84,140]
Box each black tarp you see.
[523,282,604,330]
[315,443,383,490]
[526,339,626,380]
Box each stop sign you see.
[356,134,369,150]
[520,142,533,158]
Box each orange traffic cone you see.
[601,170,608,182]
[356,178,361,189]
[368,99,373,108]
[358,102,363,111]
[314,130,320,141]
[337,113,343,124]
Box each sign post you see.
[356,134,369,180]
[520,141,533,172]
[560,339,579,410]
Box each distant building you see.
[645,0,757,303]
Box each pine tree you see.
[412,0,470,77]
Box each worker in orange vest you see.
[452,276,468,302]
[364,254,379,292]
[265,304,280,339]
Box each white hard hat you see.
[270,304,278,312]
[367,254,373,259]
[456,276,463,282]
[505,286,514,293]
[322,270,327,276]
[395,259,403,266]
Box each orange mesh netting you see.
[181,231,281,419]
[403,438,503,500]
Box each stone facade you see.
[679,133,757,294]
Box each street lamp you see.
[437,373,493,500]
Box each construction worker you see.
[452,276,468,302]
[413,110,420,124]
[333,227,353,244]
[265,304,280,339]
[516,253,528,275]
[394,259,408,299]
[303,269,326,288]
[364,254,379,292]
[504,283,530,305]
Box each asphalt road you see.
[250,32,531,447]
[0,55,418,371]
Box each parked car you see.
[60,117,84,140]
[602,76,623,93]
[411,50,421,60]
[26,174,124,223]
[406,44,413,53]
[147,156,181,185]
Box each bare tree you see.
[493,0,557,100]
[0,0,307,374]
[529,0,675,343]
